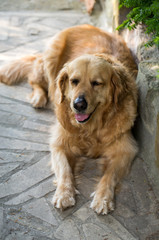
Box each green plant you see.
[117,0,159,47]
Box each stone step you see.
[0,0,84,12]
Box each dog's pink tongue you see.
[75,113,89,122]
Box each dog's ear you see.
[111,65,130,107]
[95,53,136,107]
[56,65,68,103]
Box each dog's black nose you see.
[73,95,87,112]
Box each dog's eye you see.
[71,79,79,86]
[91,81,102,87]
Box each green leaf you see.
[117,0,159,47]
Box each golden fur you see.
[0,24,138,214]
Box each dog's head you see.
[55,54,135,126]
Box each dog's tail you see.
[0,55,38,85]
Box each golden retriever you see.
[0,24,138,214]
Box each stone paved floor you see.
[0,6,159,240]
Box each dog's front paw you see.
[52,187,76,210]
[90,192,114,215]
[29,91,47,108]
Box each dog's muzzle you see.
[73,95,90,123]
[73,95,98,123]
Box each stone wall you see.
[91,0,119,32]
[92,0,159,197]
[135,45,159,197]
